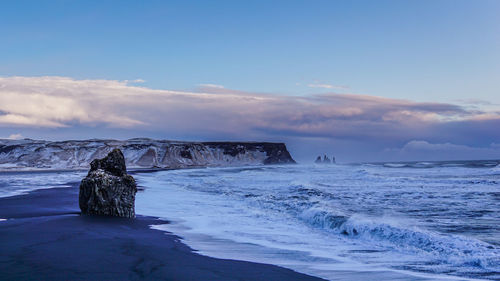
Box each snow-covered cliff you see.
[0,138,295,170]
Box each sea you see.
[1,160,499,280]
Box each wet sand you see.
[0,184,324,281]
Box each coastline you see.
[1,167,492,280]
[0,182,324,281]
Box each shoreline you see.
[0,163,286,174]
[0,182,325,281]
[1,168,489,280]
[0,166,204,173]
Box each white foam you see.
[0,171,84,198]
[384,163,407,168]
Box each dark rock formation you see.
[89,149,127,177]
[315,154,336,164]
[203,142,296,165]
[180,149,192,159]
[79,149,137,218]
[315,156,322,163]
[260,143,296,164]
[323,155,331,164]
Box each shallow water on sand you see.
[134,162,500,280]
[0,170,85,198]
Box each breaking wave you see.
[363,160,500,169]
[300,208,500,273]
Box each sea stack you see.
[79,149,137,218]
[315,156,322,163]
[322,155,331,163]
[314,154,336,164]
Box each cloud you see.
[4,133,23,140]
[0,76,498,148]
[401,140,479,152]
[386,140,500,161]
[198,83,225,89]
[307,83,349,90]
[455,98,499,106]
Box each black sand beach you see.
[0,183,324,281]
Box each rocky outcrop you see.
[0,138,296,170]
[79,149,137,218]
[203,142,295,165]
[314,155,336,164]
[323,155,331,164]
[315,156,322,164]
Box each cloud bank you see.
[0,76,498,161]
[386,140,500,161]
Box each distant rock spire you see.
[323,155,331,164]
[314,154,336,164]
[315,156,322,163]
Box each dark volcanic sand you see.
[0,183,324,281]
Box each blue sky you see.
[1,0,499,162]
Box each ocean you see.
[1,160,499,280]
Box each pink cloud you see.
[0,76,497,144]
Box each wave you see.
[300,208,500,272]
[491,164,500,172]
[383,163,408,168]
[361,160,500,169]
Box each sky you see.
[0,0,499,162]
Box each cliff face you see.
[0,138,295,170]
